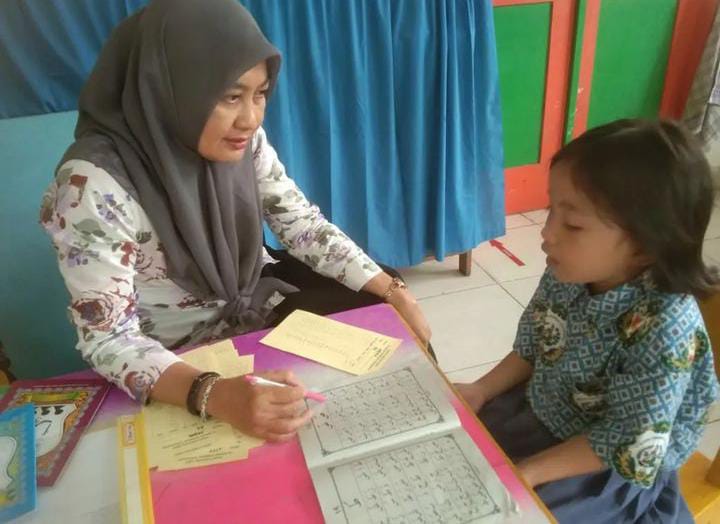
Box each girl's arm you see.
[454,351,532,411]
[517,435,604,487]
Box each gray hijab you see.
[60,0,296,329]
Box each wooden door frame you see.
[573,0,720,127]
[462,0,715,274]
[660,0,720,119]
[494,0,575,214]
[496,0,718,214]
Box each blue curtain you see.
[0,0,505,267]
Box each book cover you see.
[0,378,110,486]
[0,404,36,520]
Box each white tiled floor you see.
[706,203,720,241]
[703,196,720,266]
[400,255,493,300]
[420,285,523,372]
[473,225,546,282]
[401,204,720,461]
[705,238,720,267]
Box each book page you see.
[298,361,459,467]
[260,310,401,375]
[310,431,521,524]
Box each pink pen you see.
[243,374,327,403]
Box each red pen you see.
[243,374,327,403]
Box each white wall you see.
[707,142,720,188]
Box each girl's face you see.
[541,162,649,294]
[197,61,270,162]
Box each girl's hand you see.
[207,370,313,442]
[453,382,488,412]
[516,460,540,488]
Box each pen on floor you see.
[243,374,327,403]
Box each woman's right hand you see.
[453,381,488,413]
[207,370,313,442]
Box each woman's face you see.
[197,61,269,162]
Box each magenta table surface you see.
[74,303,552,523]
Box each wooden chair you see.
[459,250,473,275]
[421,249,474,275]
[679,292,720,524]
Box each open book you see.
[298,360,520,524]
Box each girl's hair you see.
[551,119,719,299]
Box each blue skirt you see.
[478,384,693,523]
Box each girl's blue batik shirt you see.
[514,269,719,488]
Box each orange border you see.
[497,0,575,214]
[660,0,720,119]
[571,0,601,138]
[500,0,720,213]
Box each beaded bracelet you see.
[186,371,220,417]
[199,375,222,422]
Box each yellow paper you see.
[142,403,262,471]
[143,350,263,471]
[180,339,250,377]
[259,309,401,375]
[117,415,154,524]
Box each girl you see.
[40,0,431,442]
[456,119,719,523]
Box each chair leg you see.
[459,250,472,276]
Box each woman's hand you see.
[361,272,432,346]
[453,381,488,412]
[387,289,432,346]
[207,370,313,442]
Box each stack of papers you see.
[142,339,263,472]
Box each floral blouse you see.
[40,127,381,402]
[515,269,719,488]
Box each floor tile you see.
[506,214,533,230]
[523,209,549,225]
[445,362,498,384]
[474,225,547,283]
[421,285,522,372]
[399,256,494,300]
[704,238,720,266]
[705,204,720,240]
[697,420,720,460]
[707,401,720,424]
[501,275,542,308]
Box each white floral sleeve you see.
[40,160,182,402]
[254,127,382,291]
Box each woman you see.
[40,0,431,442]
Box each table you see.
[15,304,555,523]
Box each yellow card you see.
[143,351,263,471]
[142,402,262,472]
[117,415,154,524]
[259,309,401,375]
[180,339,249,377]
